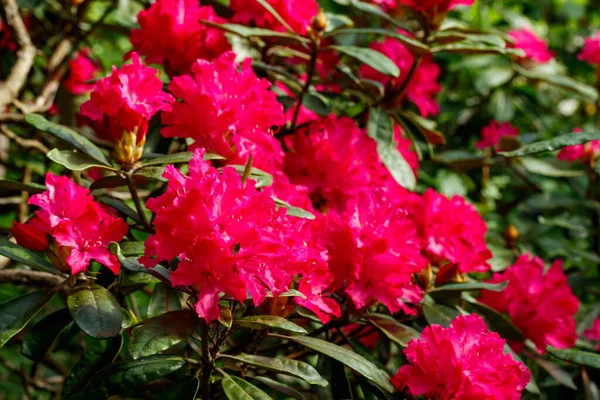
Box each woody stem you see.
[291,36,319,131]
[125,173,151,231]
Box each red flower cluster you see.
[508,28,554,64]
[360,32,441,117]
[229,0,318,35]
[476,120,519,150]
[579,32,600,65]
[11,174,127,275]
[479,254,579,353]
[392,314,530,400]
[63,49,99,95]
[80,53,174,144]
[130,0,230,75]
[162,51,285,173]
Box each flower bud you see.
[310,9,328,34]
[503,224,520,249]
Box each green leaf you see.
[432,151,487,170]
[0,290,55,348]
[431,42,520,55]
[222,373,274,400]
[229,165,273,188]
[89,175,128,190]
[278,335,394,393]
[25,114,111,166]
[99,197,141,223]
[234,316,307,334]
[200,20,307,43]
[61,335,123,400]
[422,303,460,328]
[47,149,116,172]
[110,242,172,285]
[120,241,146,257]
[67,284,122,339]
[273,197,316,220]
[532,356,577,390]
[325,28,429,56]
[520,158,584,177]
[139,151,223,169]
[515,65,599,101]
[365,314,419,346]
[465,297,524,342]
[221,354,328,386]
[128,310,198,359]
[500,131,600,158]
[429,281,508,293]
[73,355,185,400]
[396,110,446,145]
[329,45,400,77]
[250,376,306,400]
[302,92,331,117]
[154,377,199,400]
[345,0,408,30]
[0,238,60,273]
[135,166,167,182]
[547,347,600,369]
[22,308,74,360]
[367,108,416,190]
[0,179,46,193]
[148,283,181,318]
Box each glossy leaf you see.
[128,310,198,359]
[422,303,460,328]
[532,356,577,390]
[120,241,145,257]
[201,20,307,43]
[500,131,600,158]
[0,290,55,348]
[139,151,223,168]
[273,197,315,220]
[547,346,600,369]
[429,281,508,293]
[521,158,584,177]
[365,314,420,346]
[302,92,331,117]
[110,242,172,285]
[25,114,111,166]
[67,284,122,339]
[465,297,524,342]
[250,376,306,400]
[22,308,74,360]
[234,315,307,334]
[329,45,400,77]
[0,238,60,273]
[222,373,273,400]
[0,179,46,193]
[345,0,407,30]
[147,283,181,318]
[221,354,328,386]
[230,165,273,188]
[99,197,142,223]
[325,28,429,55]
[279,335,394,393]
[515,65,599,101]
[47,149,116,171]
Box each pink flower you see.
[508,28,554,64]
[584,318,600,350]
[579,32,600,65]
[141,149,332,322]
[415,189,492,276]
[162,52,285,172]
[360,33,441,117]
[80,52,175,143]
[392,314,530,400]
[313,190,426,314]
[229,0,318,35]
[63,49,99,95]
[557,128,600,163]
[13,173,127,274]
[476,121,519,150]
[130,0,230,75]
[479,254,579,353]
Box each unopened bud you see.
[503,224,520,249]
[114,129,145,166]
[310,9,328,34]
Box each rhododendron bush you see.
[2,0,600,399]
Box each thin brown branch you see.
[0,269,66,287]
[0,0,36,108]
[0,125,50,153]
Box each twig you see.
[200,319,213,400]
[0,125,50,153]
[290,36,319,131]
[0,0,36,108]
[0,269,66,287]
[125,173,152,231]
[18,164,31,222]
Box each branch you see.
[0,125,50,153]
[0,269,66,288]
[0,0,36,108]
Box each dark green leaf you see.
[139,151,223,168]
[396,110,445,145]
[148,283,181,318]
[0,290,55,347]
[89,176,128,190]
[110,242,172,285]
[134,166,167,182]
[120,241,145,257]
[250,376,306,400]
[278,335,394,393]
[520,158,584,177]
[329,45,400,77]
[422,303,460,328]
[0,238,60,273]
[47,149,116,172]
[465,298,524,342]
[273,198,315,220]
[234,316,307,334]
[129,310,198,359]
[67,284,122,339]
[547,347,600,370]
[431,42,521,55]
[532,356,577,390]
[345,0,408,30]
[229,165,273,188]
[99,197,141,223]
[200,20,308,43]
[222,373,273,400]
[22,308,73,360]
[325,28,429,55]
[25,114,111,166]
[61,335,123,400]
[432,151,487,170]
[500,131,600,158]
[515,65,599,101]
[221,354,328,386]
[429,281,508,293]
[302,93,331,117]
[154,377,199,400]
[365,314,419,346]
[0,179,46,193]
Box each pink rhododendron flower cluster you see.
[140,149,334,322]
[476,120,519,150]
[162,51,285,173]
[578,32,600,65]
[584,318,600,350]
[130,0,230,75]
[479,254,579,353]
[80,53,174,143]
[62,48,99,95]
[508,28,554,63]
[11,174,128,274]
[360,32,441,117]
[557,128,600,163]
[392,314,530,400]
[229,0,318,35]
